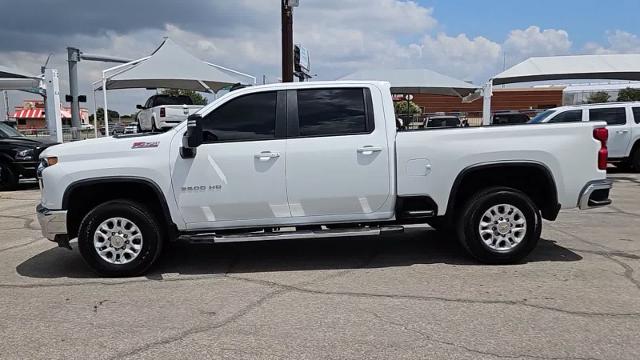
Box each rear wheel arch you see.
[446,162,559,221]
[62,177,176,240]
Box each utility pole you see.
[3,91,9,122]
[67,47,82,139]
[281,0,296,82]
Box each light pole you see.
[281,0,299,82]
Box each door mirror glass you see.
[136,104,144,110]
[181,114,203,158]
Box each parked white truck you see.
[529,101,640,171]
[37,81,612,276]
[136,94,203,132]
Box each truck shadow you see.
[16,227,582,280]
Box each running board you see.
[180,226,404,244]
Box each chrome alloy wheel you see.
[478,204,527,252]
[93,217,143,265]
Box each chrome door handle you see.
[357,146,383,155]
[616,130,630,134]
[254,151,280,160]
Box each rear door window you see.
[589,107,627,125]
[548,110,582,123]
[633,107,640,124]
[296,88,372,137]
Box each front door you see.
[171,90,290,229]
[285,87,393,223]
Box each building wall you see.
[409,88,564,114]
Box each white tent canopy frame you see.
[95,38,256,134]
[0,65,42,92]
[338,68,480,98]
[482,54,640,125]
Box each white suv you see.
[530,102,640,171]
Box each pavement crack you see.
[0,238,43,253]
[364,310,602,360]
[113,286,288,360]
[225,275,640,318]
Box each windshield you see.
[528,109,556,124]
[0,123,24,138]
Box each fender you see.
[446,161,560,220]
[62,176,174,226]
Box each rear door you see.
[284,86,393,223]
[588,107,631,158]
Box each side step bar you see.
[179,226,404,244]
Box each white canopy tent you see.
[483,54,640,124]
[95,38,256,134]
[0,65,42,91]
[338,68,480,97]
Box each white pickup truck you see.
[37,81,612,276]
[529,101,640,171]
[136,94,203,132]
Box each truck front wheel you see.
[77,200,164,277]
[456,187,541,264]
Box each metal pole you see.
[281,0,294,82]
[482,81,493,126]
[92,89,98,138]
[102,76,110,135]
[3,91,9,122]
[67,47,82,139]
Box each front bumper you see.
[578,179,613,210]
[36,204,68,241]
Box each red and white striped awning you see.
[13,108,45,119]
[13,108,73,119]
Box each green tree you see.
[617,87,640,102]
[160,89,208,105]
[587,91,611,104]
[89,108,120,126]
[394,101,422,115]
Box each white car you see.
[136,94,203,132]
[37,81,611,276]
[530,102,640,171]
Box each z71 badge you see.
[131,141,159,149]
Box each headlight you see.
[15,149,34,161]
[37,156,58,179]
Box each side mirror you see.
[136,104,144,110]
[180,114,203,158]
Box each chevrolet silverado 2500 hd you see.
[37,81,612,276]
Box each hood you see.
[40,131,173,161]
[0,136,57,149]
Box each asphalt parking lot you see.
[0,173,639,360]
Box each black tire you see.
[456,187,541,264]
[136,121,143,134]
[0,162,19,191]
[77,200,164,277]
[151,119,158,133]
[630,146,640,173]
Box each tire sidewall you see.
[459,189,541,264]
[0,162,17,190]
[78,201,162,276]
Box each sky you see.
[1,0,640,116]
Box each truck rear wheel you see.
[456,187,541,264]
[0,162,18,191]
[630,146,640,173]
[77,200,164,277]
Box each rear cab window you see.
[548,109,582,123]
[589,107,627,125]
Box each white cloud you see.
[411,33,502,82]
[503,26,572,62]
[584,30,640,54]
